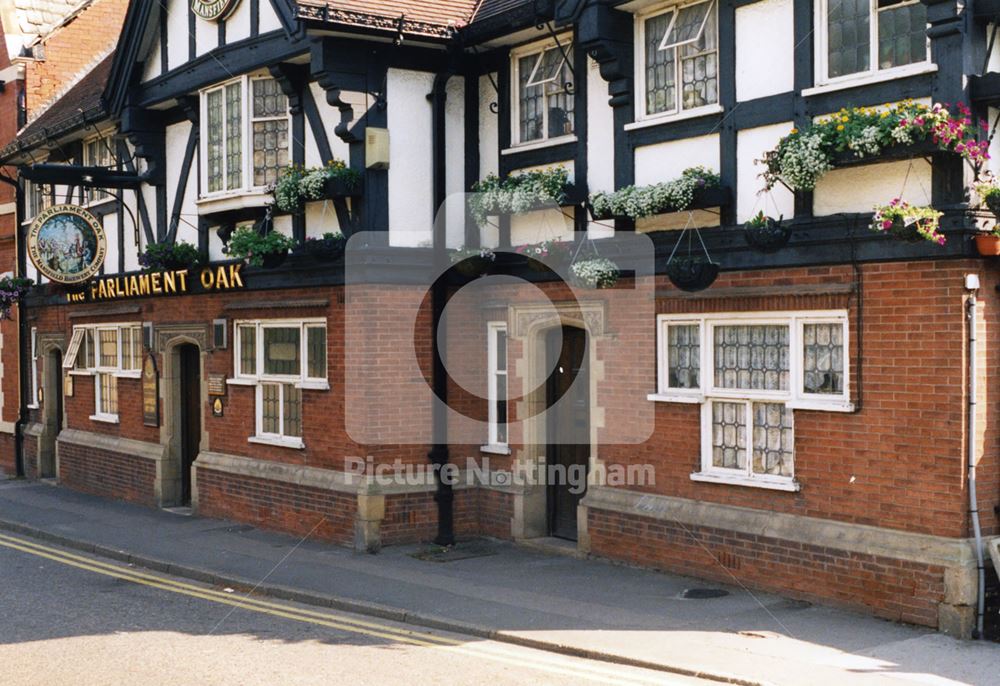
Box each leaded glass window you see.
[515,43,575,144]
[225,82,243,190]
[667,324,700,390]
[283,384,302,438]
[206,89,224,193]
[84,137,113,202]
[259,383,301,439]
[713,325,789,392]
[251,77,289,187]
[306,325,327,379]
[261,383,280,435]
[98,373,118,416]
[239,325,256,376]
[825,0,927,80]
[263,327,301,376]
[642,0,718,118]
[803,323,845,395]
[488,324,508,446]
[752,402,794,477]
[711,401,746,470]
[98,329,119,368]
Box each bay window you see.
[201,75,289,197]
[652,312,851,490]
[637,0,718,121]
[64,323,143,423]
[233,320,328,448]
[820,0,928,82]
[511,38,575,146]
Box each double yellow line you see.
[0,531,679,685]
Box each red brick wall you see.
[57,437,156,506]
[195,466,358,544]
[587,508,946,627]
[0,433,14,476]
[21,432,36,480]
[380,488,479,545]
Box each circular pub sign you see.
[191,0,241,21]
[27,204,107,284]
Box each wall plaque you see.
[64,373,73,398]
[27,204,107,284]
[207,374,227,397]
[212,398,224,418]
[191,0,241,22]
[142,353,160,427]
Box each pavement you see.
[0,478,998,686]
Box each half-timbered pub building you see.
[2,0,1000,639]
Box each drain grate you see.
[682,588,730,599]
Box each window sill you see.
[113,371,142,380]
[68,370,93,377]
[787,399,854,413]
[690,471,800,492]
[90,414,120,425]
[647,392,703,404]
[501,135,577,156]
[196,190,271,215]
[248,435,304,450]
[226,378,257,386]
[295,380,330,391]
[480,444,511,456]
[26,404,39,410]
[625,104,724,132]
[802,63,937,98]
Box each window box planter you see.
[294,232,347,263]
[469,168,572,225]
[589,186,731,221]
[975,234,1000,256]
[665,257,719,292]
[588,168,728,222]
[826,139,941,169]
[324,175,363,199]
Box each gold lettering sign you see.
[72,263,245,303]
[191,0,240,21]
[28,205,107,284]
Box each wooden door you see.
[179,345,201,505]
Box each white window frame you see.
[634,0,720,124]
[815,0,930,87]
[650,310,852,491]
[82,134,115,205]
[199,74,291,200]
[24,180,52,221]
[231,318,328,449]
[509,35,576,148]
[64,323,143,424]
[28,327,39,409]
[484,322,509,452]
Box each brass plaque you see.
[212,397,224,418]
[207,374,227,397]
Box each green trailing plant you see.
[743,210,791,253]
[225,225,296,267]
[449,246,496,277]
[468,167,570,225]
[138,241,201,271]
[570,257,620,289]
[762,101,990,192]
[975,177,1000,228]
[300,231,347,260]
[589,167,722,220]
[870,198,945,245]
[271,161,361,214]
[0,276,33,320]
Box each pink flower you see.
[882,220,892,230]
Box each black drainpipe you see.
[427,68,456,546]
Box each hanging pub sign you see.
[27,205,107,285]
[142,352,160,428]
[191,0,241,21]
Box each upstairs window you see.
[821,0,928,82]
[638,0,718,120]
[511,38,575,145]
[83,136,114,203]
[26,181,52,220]
[201,75,289,197]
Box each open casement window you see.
[639,0,718,119]
[66,323,142,422]
[654,312,851,490]
[233,320,328,448]
[821,0,928,82]
[487,323,508,448]
[201,75,289,197]
[83,136,114,203]
[512,39,575,145]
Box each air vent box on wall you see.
[366,128,389,170]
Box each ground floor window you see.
[486,322,508,449]
[29,328,39,408]
[232,319,327,449]
[652,311,851,490]
[64,322,142,423]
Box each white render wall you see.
[478,73,499,181]
[736,122,795,222]
[387,68,434,247]
[226,0,253,43]
[813,159,933,215]
[735,0,793,101]
[164,122,199,250]
[634,134,720,186]
[587,57,615,239]
[165,0,187,74]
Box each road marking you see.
[0,532,682,685]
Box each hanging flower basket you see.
[0,276,33,320]
[138,241,201,271]
[666,256,720,292]
[570,257,620,289]
[450,246,496,277]
[975,178,1000,221]
[870,199,945,245]
[743,212,791,253]
[225,224,296,268]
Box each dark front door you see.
[178,345,201,505]
[545,326,589,540]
